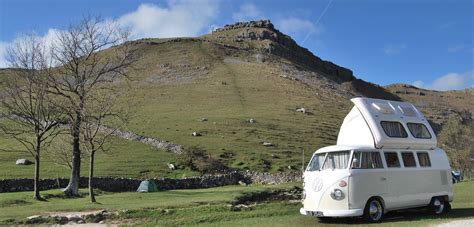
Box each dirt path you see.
[432,219,474,227]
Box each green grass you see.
[0,136,199,179]
[0,181,472,226]
[0,38,350,179]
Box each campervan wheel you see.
[363,198,384,222]
[429,197,450,215]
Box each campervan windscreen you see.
[307,153,326,171]
[307,151,351,171]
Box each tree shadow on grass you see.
[318,208,474,225]
[41,192,86,200]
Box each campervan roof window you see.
[407,123,432,139]
[322,151,350,170]
[380,121,408,138]
[307,153,326,171]
[398,105,417,117]
[372,102,394,114]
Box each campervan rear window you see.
[384,152,400,168]
[322,151,351,170]
[407,123,432,139]
[352,151,384,169]
[402,152,417,167]
[417,152,431,167]
[380,121,408,138]
[307,153,326,171]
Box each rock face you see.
[208,20,400,100]
[210,20,355,83]
[214,20,275,32]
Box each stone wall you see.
[243,171,302,184]
[0,172,245,193]
[0,171,302,193]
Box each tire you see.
[429,197,449,215]
[363,198,384,222]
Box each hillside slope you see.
[384,84,473,132]
[0,20,472,179]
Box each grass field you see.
[0,181,472,226]
[0,39,350,179]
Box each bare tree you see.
[0,35,63,200]
[44,135,75,169]
[81,91,124,202]
[46,16,133,196]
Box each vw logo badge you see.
[312,178,323,192]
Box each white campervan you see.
[300,98,453,222]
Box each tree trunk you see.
[63,113,82,197]
[89,150,96,203]
[33,152,41,200]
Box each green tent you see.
[136,180,158,192]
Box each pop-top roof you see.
[336,97,437,150]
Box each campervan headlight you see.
[331,189,345,200]
[302,189,306,200]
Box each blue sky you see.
[0,0,472,90]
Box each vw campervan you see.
[300,98,453,222]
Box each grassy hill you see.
[0,20,472,179]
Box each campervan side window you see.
[417,152,431,167]
[307,153,326,171]
[401,152,417,167]
[322,151,350,170]
[407,123,432,139]
[380,121,408,138]
[384,152,400,168]
[352,151,384,169]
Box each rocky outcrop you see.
[211,20,355,83]
[16,159,33,165]
[214,20,275,32]
[26,210,110,225]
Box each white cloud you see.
[118,0,219,39]
[276,17,321,36]
[382,43,406,55]
[412,80,424,88]
[0,0,220,68]
[447,44,472,53]
[232,3,263,22]
[412,71,474,91]
[0,41,8,68]
[439,22,456,30]
[0,29,61,68]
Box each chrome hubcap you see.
[434,199,444,214]
[369,201,382,220]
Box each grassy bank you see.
[0,181,472,226]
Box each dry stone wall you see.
[0,171,302,193]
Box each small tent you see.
[136,180,158,192]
